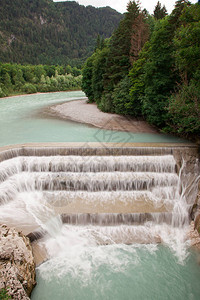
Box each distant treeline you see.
[0,63,82,97]
[82,1,200,141]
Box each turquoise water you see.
[32,244,200,300]
[0,91,188,146]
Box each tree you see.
[129,42,150,116]
[99,1,149,111]
[94,35,105,51]
[169,0,191,26]
[167,3,200,139]
[12,67,25,90]
[168,83,200,137]
[173,3,200,82]
[130,13,149,63]
[153,1,167,20]
[92,47,109,104]
[22,66,34,83]
[81,55,95,102]
[65,65,72,74]
[112,75,132,115]
[142,17,177,127]
[33,65,46,83]
[104,1,142,89]
[2,72,12,89]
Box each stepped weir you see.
[0,143,199,263]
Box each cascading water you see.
[0,146,199,299]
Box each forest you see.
[82,0,200,141]
[0,0,122,66]
[0,63,82,96]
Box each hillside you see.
[0,0,122,66]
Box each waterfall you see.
[0,145,199,264]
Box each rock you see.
[193,180,200,232]
[0,224,36,299]
[195,214,200,233]
[189,221,200,250]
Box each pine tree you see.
[169,0,191,26]
[153,1,168,20]
[104,1,148,91]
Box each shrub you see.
[112,76,132,115]
[98,93,114,113]
[0,288,11,300]
[0,87,8,98]
[168,82,200,136]
[22,83,37,94]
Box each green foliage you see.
[153,1,168,20]
[168,82,200,136]
[37,73,82,92]
[95,35,105,51]
[81,55,95,102]
[0,0,122,66]
[2,72,12,89]
[104,1,143,90]
[22,83,37,94]
[82,1,150,113]
[82,1,199,140]
[82,41,109,104]
[173,3,200,81]
[98,93,114,113]
[166,3,200,139]
[142,17,177,127]
[0,288,11,300]
[112,76,132,115]
[0,87,8,97]
[0,63,82,97]
[129,43,150,116]
[92,47,109,104]
[169,0,191,26]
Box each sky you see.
[53,0,198,14]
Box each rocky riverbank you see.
[0,225,36,299]
[190,180,200,250]
[190,221,200,250]
[48,99,158,133]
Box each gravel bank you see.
[49,99,158,133]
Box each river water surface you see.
[0,91,188,146]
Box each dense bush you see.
[112,76,132,115]
[168,82,200,136]
[0,86,8,97]
[22,83,37,94]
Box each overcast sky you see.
[53,0,198,14]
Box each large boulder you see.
[0,225,36,299]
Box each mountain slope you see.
[0,0,122,65]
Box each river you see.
[0,91,188,146]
